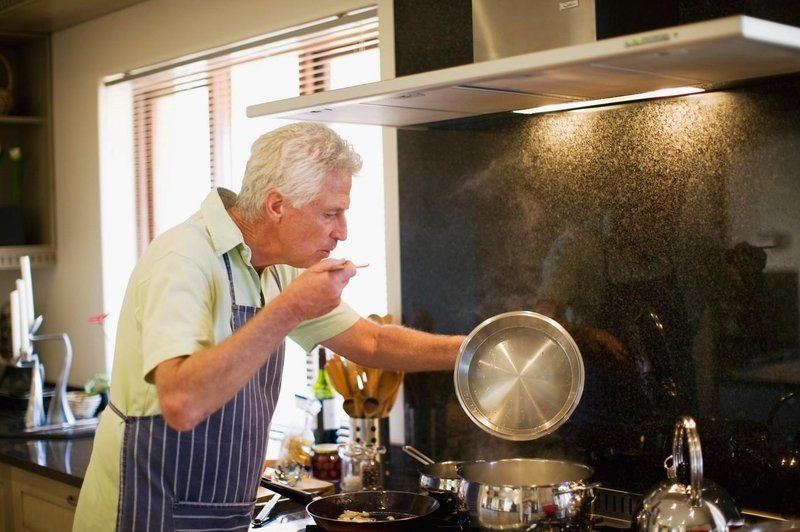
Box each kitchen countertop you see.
[0,424,93,488]
[0,430,420,494]
[0,431,429,531]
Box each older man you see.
[74,122,463,531]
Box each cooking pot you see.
[456,458,596,530]
[401,445,465,494]
[635,416,742,532]
[260,478,439,532]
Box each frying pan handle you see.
[259,478,317,505]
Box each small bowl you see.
[66,391,101,419]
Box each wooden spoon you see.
[365,367,381,398]
[362,396,381,418]
[326,355,350,397]
[342,398,362,418]
[378,371,404,417]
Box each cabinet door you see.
[0,463,12,532]
[10,468,79,532]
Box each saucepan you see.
[259,478,439,532]
[456,458,598,531]
[401,444,465,494]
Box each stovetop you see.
[251,498,471,531]
[250,447,641,531]
[250,495,633,531]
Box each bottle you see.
[313,347,338,443]
[274,396,317,485]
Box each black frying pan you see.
[259,478,439,532]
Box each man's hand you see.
[278,259,359,322]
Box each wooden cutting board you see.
[258,462,336,501]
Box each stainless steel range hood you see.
[247,15,800,127]
[472,0,598,62]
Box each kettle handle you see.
[671,416,704,507]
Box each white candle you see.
[15,279,30,355]
[10,290,20,360]
[19,255,34,327]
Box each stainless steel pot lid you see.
[454,311,584,441]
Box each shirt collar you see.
[201,188,246,257]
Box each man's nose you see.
[332,215,347,241]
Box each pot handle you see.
[402,444,435,465]
[557,481,602,494]
[671,416,704,507]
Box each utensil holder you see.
[348,417,391,484]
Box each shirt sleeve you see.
[138,252,218,381]
[289,300,360,353]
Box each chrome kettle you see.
[635,416,743,532]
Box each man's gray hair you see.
[235,122,363,222]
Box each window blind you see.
[127,8,378,250]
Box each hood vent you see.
[248,15,800,127]
[472,0,597,62]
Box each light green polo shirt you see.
[73,188,359,531]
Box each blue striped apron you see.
[112,253,284,531]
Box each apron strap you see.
[107,400,127,421]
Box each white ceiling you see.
[0,0,146,33]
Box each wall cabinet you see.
[0,31,55,271]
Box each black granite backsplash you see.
[397,74,800,515]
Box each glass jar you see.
[311,443,341,482]
[338,442,363,492]
[359,444,386,490]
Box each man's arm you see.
[323,317,465,372]
[154,263,357,431]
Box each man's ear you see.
[264,189,284,220]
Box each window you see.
[101,8,386,454]
[124,8,380,249]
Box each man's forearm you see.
[374,324,464,372]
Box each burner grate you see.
[592,487,642,529]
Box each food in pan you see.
[337,510,396,522]
[338,510,375,522]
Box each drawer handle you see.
[67,494,78,507]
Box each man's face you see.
[280,170,351,268]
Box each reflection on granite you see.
[398,74,800,516]
[731,358,800,385]
[0,412,94,487]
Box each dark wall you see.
[393,0,800,76]
[399,75,800,516]
[394,0,800,517]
